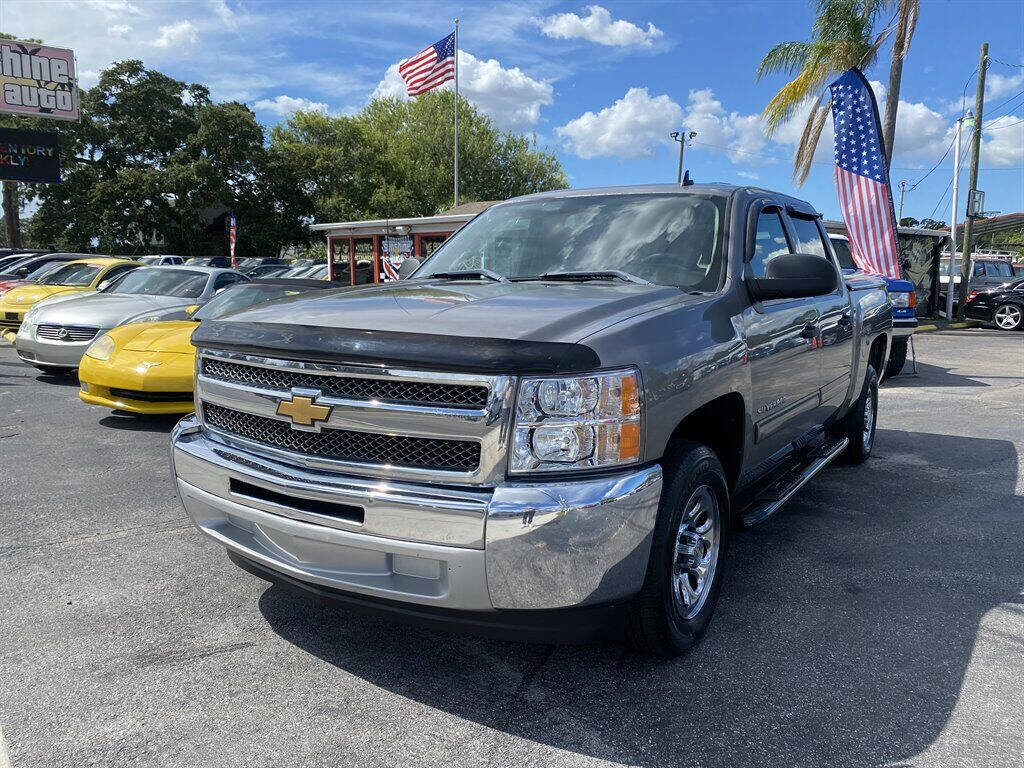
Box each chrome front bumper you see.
[891,317,918,338]
[171,416,662,613]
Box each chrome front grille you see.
[203,403,481,472]
[201,357,487,409]
[195,350,514,484]
[36,324,99,342]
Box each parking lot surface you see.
[1,329,1022,768]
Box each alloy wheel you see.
[672,485,720,620]
[994,304,1022,330]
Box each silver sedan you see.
[14,266,248,373]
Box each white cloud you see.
[253,95,329,116]
[109,24,132,39]
[981,114,1024,167]
[737,171,760,180]
[556,87,682,159]
[372,51,553,130]
[86,0,141,18]
[682,88,773,165]
[153,20,198,48]
[537,5,663,48]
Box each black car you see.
[964,278,1024,331]
[184,256,232,268]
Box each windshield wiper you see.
[533,270,651,285]
[427,269,508,283]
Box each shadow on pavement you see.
[98,413,183,432]
[257,429,1022,767]
[885,361,993,388]
[34,372,81,387]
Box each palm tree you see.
[881,0,920,168]
[757,0,918,185]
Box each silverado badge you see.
[276,391,332,431]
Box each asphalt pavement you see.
[1,329,1022,768]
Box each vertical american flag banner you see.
[398,32,456,96]
[829,68,902,279]
[228,211,237,268]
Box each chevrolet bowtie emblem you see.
[276,392,332,430]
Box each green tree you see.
[17,60,292,256]
[757,0,918,184]
[270,90,567,225]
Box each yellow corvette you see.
[79,278,332,415]
[0,257,140,341]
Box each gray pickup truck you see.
[170,183,892,657]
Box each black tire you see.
[840,363,878,465]
[627,441,730,658]
[885,337,907,378]
[992,303,1024,331]
[35,365,75,377]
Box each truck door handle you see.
[800,323,819,339]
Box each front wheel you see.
[992,303,1024,331]
[627,441,730,657]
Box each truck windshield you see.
[417,193,728,290]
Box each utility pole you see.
[956,43,988,319]
[2,181,20,248]
[897,180,906,221]
[670,130,696,184]
[945,113,971,320]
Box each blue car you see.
[829,234,916,377]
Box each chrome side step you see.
[740,437,849,528]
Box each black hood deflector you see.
[192,321,602,375]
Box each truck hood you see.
[220,280,684,341]
[193,280,693,374]
[31,292,193,327]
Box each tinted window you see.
[38,263,103,286]
[419,193,727,290]
[214,273,244,290]
[789,215,828,258]
[986,261,1013,277]
[749,211,790,278]
[108,268,208,297]
[830,237,856,270]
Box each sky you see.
[2,0,1023,224]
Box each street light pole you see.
[945,112,971,320]
[897,180,906,220]
[670,130,696,185]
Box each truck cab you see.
[170,184,891,657]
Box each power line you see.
[907,132,955,190]
[988,56,1024,69]
[927,137,972,221]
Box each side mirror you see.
[397,257,421,279]
[185,304,201,317]
[748,253,838,302]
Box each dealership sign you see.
[0,40,78,121]
[0,127,61,183]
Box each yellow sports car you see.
[79,278,332,415]
[0,257,140,341]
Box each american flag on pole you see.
[228,211,237,267]
[829,68,902,279]
[398,31,456,97]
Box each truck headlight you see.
[85,334,115,361]
[890,291,916,308]
[510,369,642,474]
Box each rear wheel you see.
[839,363,878,465]
[992,303,1024,331]
[627,441,730,658]
[885,337,908,378]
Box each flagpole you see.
[453,18,459,208]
